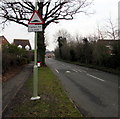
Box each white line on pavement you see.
[55,69,59,74]
[78,70,82,72]
[81,70,87,73]
[72,69,78,72]
[66,71,71,73]
[87,73,105,82]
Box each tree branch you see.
[0,0,93,29]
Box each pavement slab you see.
[2,62,33,115]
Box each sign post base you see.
[30,96,40,101]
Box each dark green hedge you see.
[55,41,120,70]
[2,44,33,74]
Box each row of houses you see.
[0,36,32,51]
[1,35,119,57]
[0,36,55,58]
[97,39,120,55]
[97,39,120,46]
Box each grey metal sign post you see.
[28,0,44,100]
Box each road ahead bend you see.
[46,58,119,117]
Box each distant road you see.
[46,58,119,117]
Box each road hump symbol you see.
[28,10,44,25]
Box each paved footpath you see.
[2,62,33,115]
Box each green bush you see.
[92,43,110,66]
[2,44,33,74]
[109,42,120,68]
[55,37,120,70]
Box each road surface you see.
[46,58,119,117]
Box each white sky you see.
[0,0,119,51]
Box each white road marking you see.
[78,70,82,72]
[66,71,71,73]
[72,69,78,72]
[87,73,105,82]
[81,69,87,73]
[55,69,59,73]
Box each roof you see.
[13,39,32,50]
[0,36,9,45]
[98,39,120,45]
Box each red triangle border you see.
[28,10,44,25]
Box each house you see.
[97,39,120,49]
[13,39,32,50]
[97,39,120,55]
[45,50,55,58]
[97,39,120,45]
[0,36,9,45]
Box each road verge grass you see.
[4,66,82,118]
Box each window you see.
[25,45,30,50]
[18,45,22,49]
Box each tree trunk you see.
[37,31,46,66]
[37,2,46,66]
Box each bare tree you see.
[0,0,93,65]
[97,24,107,40]
[54,29,73,42]
[87,34,98,42]
[104,17,118,40]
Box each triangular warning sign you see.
[28,10,44,25]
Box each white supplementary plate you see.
[28,10,44,32]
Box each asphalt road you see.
[46,58,120,117]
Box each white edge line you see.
[55,69,59,74]
[87,73,105,82]
[81,69,87,73]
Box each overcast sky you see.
[0,0,119,51]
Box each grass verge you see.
[4,66,82,118]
